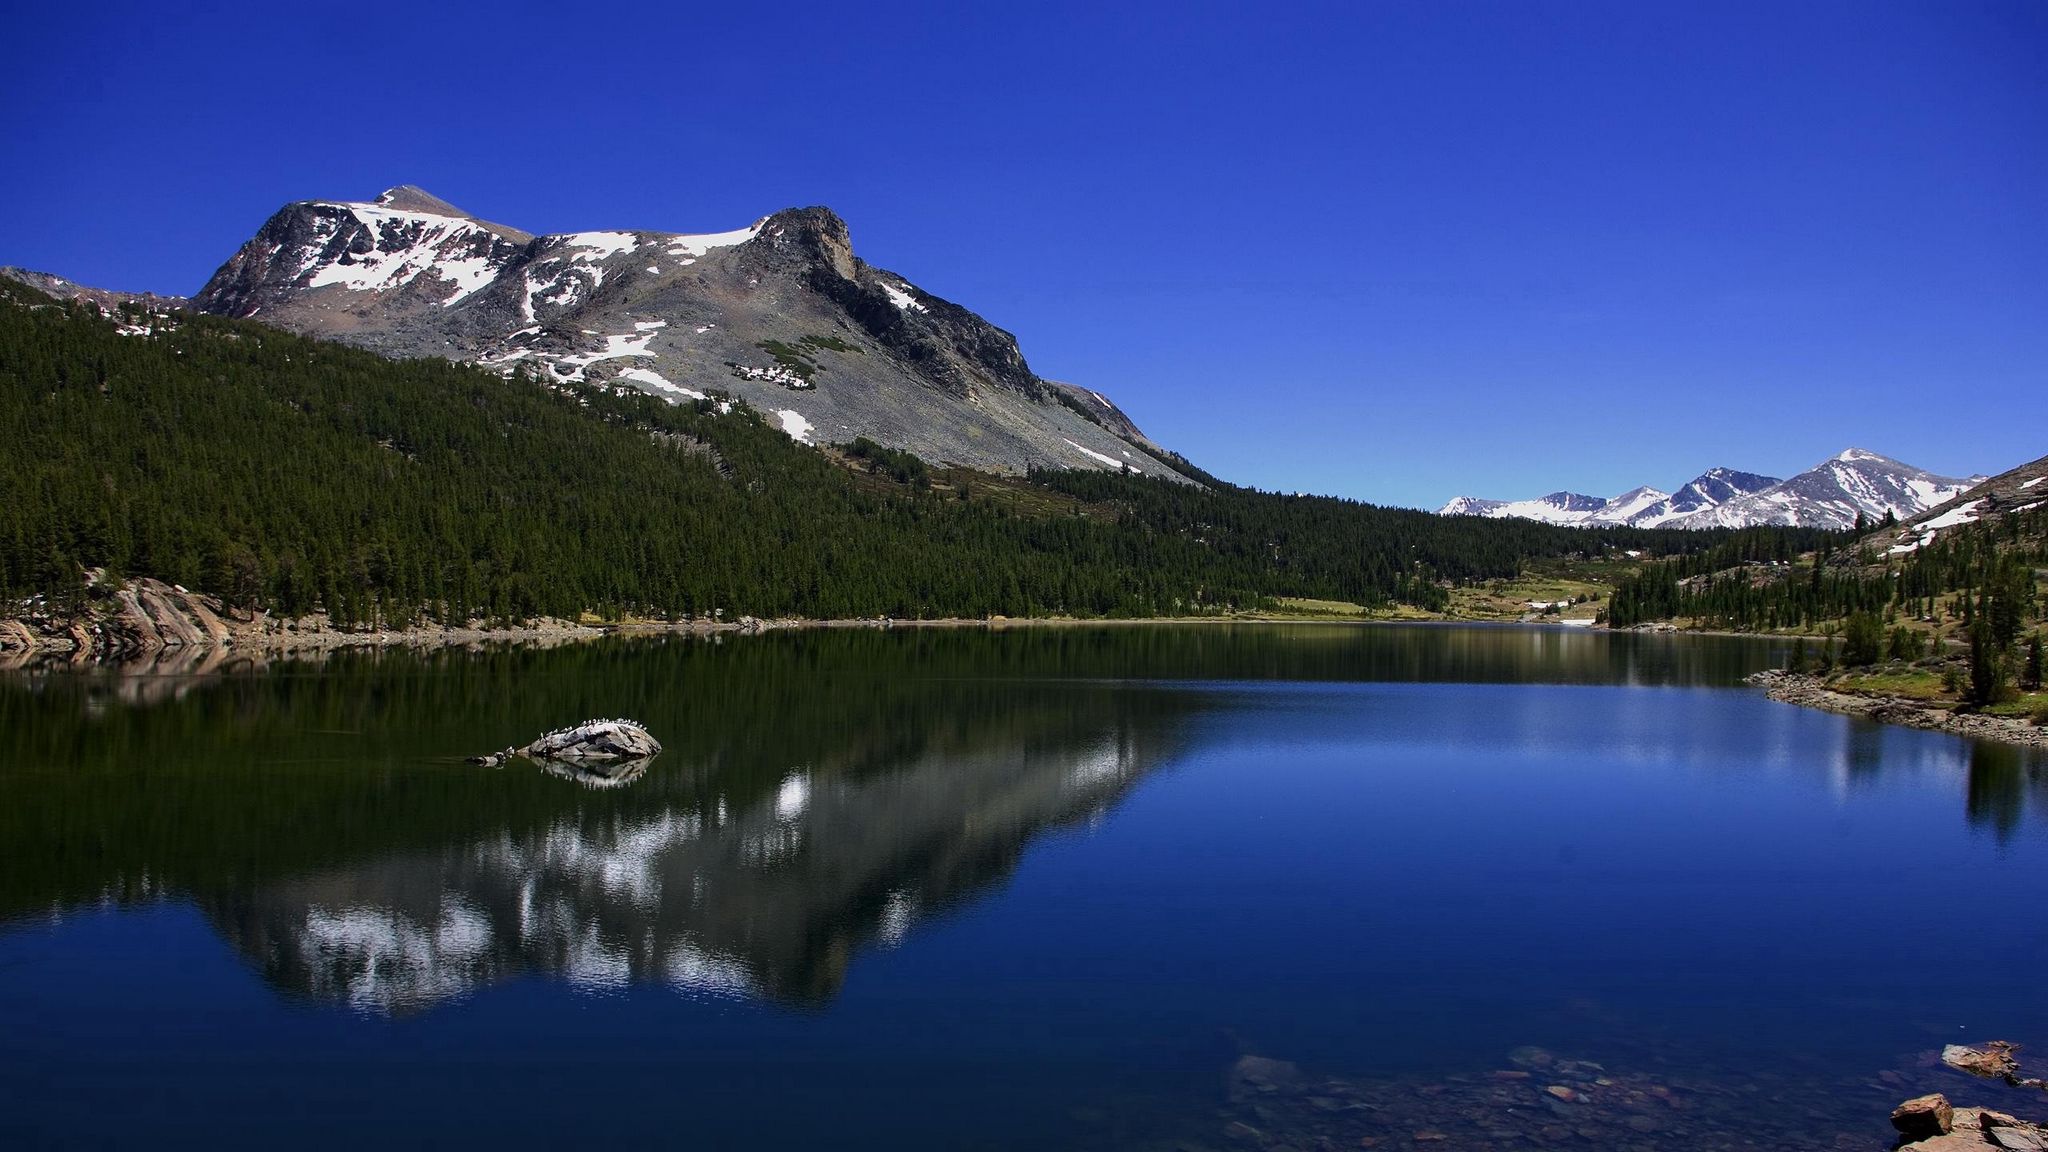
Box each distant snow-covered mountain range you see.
[1438,449,1983,531]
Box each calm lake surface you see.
[3,624,2045,1150]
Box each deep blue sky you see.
[3,1,2041,508]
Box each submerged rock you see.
[1944,1041,2048,1093]
[469,719,662,768]
[1947,1043,2024,1081]
[1229,1054,1302,1100]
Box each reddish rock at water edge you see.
[1895,1094,1956,1140]
[1894,1102,2048,1150]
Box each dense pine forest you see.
[1605,514,2047,634]
[1,284,1775,628]
[1606,508,2046,707]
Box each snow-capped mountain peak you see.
[1435,488,1655,526]
[1681,448,1982,530]
[1583,485,1671,525]
[1438,450,1978,530]
[181,187,1189,480]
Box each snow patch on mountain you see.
[665,222,764,258]
[298,203,504,305]
[560,231,640,260]
[777,409,814,443]
[1065,438,1137,472]
[617,366,706,402]
[1917,499,1984,531]
[883,281,929,314]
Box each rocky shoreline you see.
[0,575,1549,671]
[1748,669,2048,750]
[0,576,611,669]
[1173,1040,2048,1152]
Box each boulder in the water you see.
[522,719,661,761]
[470,719,661,767]
[1893,1094,1955,1141]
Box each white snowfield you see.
[1916,499,1984,532]
[617,366,706,402]
[1889,499,1986,555]
[777,409,814,443]
[882,281,929,314]
[1065,438,1138,472]
[560,231,640,260]
[665,220,765,258]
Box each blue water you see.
[1,627,2043,1149]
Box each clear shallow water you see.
[2,625,2044,1150]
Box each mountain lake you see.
[2,624,2044,1149]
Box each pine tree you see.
[1966,618,2007,708]
[1841,610,1883,666]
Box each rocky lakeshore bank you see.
[0,574,1548,671]
[1171,1041,2047,1152]
[0,573,973,669]
[0,575,611,668]
[1748,670,2048,750]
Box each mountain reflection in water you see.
[208,709,1178,1012]
[3,624,2043,1024]
[2,630,1223,1012]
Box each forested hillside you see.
[0,285,1768,628]
[1606,505,2046,711]
[1606,514,2046,634]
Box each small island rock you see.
[470,719,661,767]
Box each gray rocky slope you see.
[180,185,1188,479]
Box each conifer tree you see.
[1966,618,2007,707]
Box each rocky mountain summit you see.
[0,266,188,313]
[180,185,1186,478]
[1440,449,1981,530]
